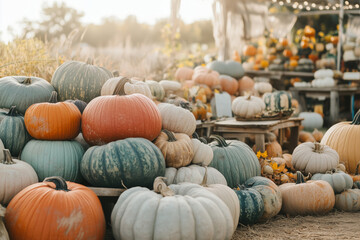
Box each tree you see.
[22,2,84,41]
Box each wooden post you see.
[288,126,299,153]
[255,134,265,152]
[337,0,344,71]
[330,90,340,125]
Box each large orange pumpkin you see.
[283,49,293,58]
[82,93,162,145]
[243,45,257,57]
[24,91,81,140]
[219,75,238,95]
[192,66,220,88]
[5,176,105,240]
[304,25,316,38]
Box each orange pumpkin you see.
[243,45,257,57]
[331,36,339,45]
[304,25,316,38]
[238,76,254,95]
[299,131,315,143]
[312,128,323,142]
[280,38,288,47]
[219,75,238,95]
[265,141,283,158]
[24,91,81,140]
[233,50,241,63]
[191,100,208,121]
[260,60,269,69]
[175,67,194,81]
[268,55,277,62]
[289,60,298,67]
[183,80,195,88]
[192,66,220,88]
[5,177,105,240]
[283,49,293,58]
[290,78,301,86]
[308,54,318,62]
[301,37,310,49]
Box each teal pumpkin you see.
[207,60,245,79]
[209,135,261,188]
[0,109,9,124]
[65,99,87,114]
[263,91,292,112]
[244,176,282,220]
[0,106,31,157]
[312,169,353,194]
[234,186,264,225]
[335,189,360,211]
[145,80,166,101]
[51,59,113,102]
[81,138,166,188]
[21,140,84,182]
[0,76,54,114]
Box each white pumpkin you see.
[0,149,38,205]
[254,82,272,95]
[0,204,9,240]
[159,80,182,92]
[157,103,196,136]
[192,138,213,166]
[164,164,227,186]
[314,69,334,79]
[101,76,130,95]
[292,142,339,174]
[232,95,265,118]
[124,79,153,99]
[299,112,323,130]
[335,189,360,212]
[111,178,234,240]
[311,77,335,87]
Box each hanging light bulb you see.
[304,1,308,5]
[298,4,303,9]
[292,3,298,8]
[355,4,360,8]
[332,6,336,10]
[286,0,291,3]
[325,5,330,9]
[279,1,284,5]
[345,1,349,5]
[319,6,324,10]
[306,6,311,10]
[311,3,316,7]
[335,3,340,7]
[272,0,277,3]
[349,5,353,9]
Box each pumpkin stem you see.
[44,176,69,191]
[2,149,15,165]
[179,101,192,111]
[86,58,94,65]
[7,106,18,116]
[23,77,32,85]
[112,76,130,95]
[192,132,200,139]
[313,142,324,153]
[162,129,177,142]
[201,166,208,187]
[246,95,252,100]
[296,171,305,184]
[113,71,120,77]
[120,179,128,190]
[236,185,247,191]
[48,91,58,103]
[352,110,360,125]
[209,135,229,147]
[153,177,175,197]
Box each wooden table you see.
[196,120,215,138]
[213,117,303,153]
[290,86,360,125]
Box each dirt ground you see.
[232,210,360,240]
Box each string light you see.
[298,4,303,9]
[332,6,336,10]
[304,1,308,6]
[355,4,360,8]
[306,6,311,10]
[279,1,284,5]
[349,5,353,9]
[311,3,316,7]
[286,0,291,3]
[270,0,358,12]
[319,6,324,10]
[325,5,330,9]
[345,1,350,5]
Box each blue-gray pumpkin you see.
[244,176,282,220]
[234,186,264,225]
[263,91,292,112]
[0,76,54,114]
[312,169,353,194]
[0,106,31,157]
[51,59,113,102]
[209,135,261,188]
[65,99,88,114]
[21,140,84,182]
[81,138,166,188]
[207,60,245,79]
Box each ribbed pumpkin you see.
[157,103,196,136]
[0,76,54,114]
[111,178,234,240]
[21,140,84,182]
[192,66,220,88]
[175,67,194,81]
[209,135,261,188]
[279,172,335,216]
[0,204,9,240]
[207,60,245,79]
[24,91,81,140]
[0,109,8,124]
[232,95,265,119]
[0,106,31,157]
[335,189,360,211]
[65,99,87,114]
[312,169,353,194]
[164,164,227,185]
[292,142,339,174]
[154,130,194,168]
[0,149,38,205]
[299,112,324,130]
[191,138,213,166]
[321,110,360,173]
[81,138,165,188]
[82,93,162,145]
[219,75,238,95]
[254,82,273,95]
[145,80,166,101]
[263,91,292,112]
[123,79,153,99]
[244,176,282,220]
[101,75,130,96]
[238,76,254,95]
[234,186,264,225]
[51,59,113,102]
[5,177,105,240]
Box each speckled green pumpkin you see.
[234,187,264,225]
[81,138,166,188]
[145,80,165,101]
[21,140,84,182]
[0,107,31,157]
[263,91,292,112]
[51,59,113,102]
[209,135,261,188]
[244,176,282,220]
[0,76,54,114]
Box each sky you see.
[0,0,213,42]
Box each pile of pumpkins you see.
[1,59,360,240]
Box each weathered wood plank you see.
[89,187,126,197]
